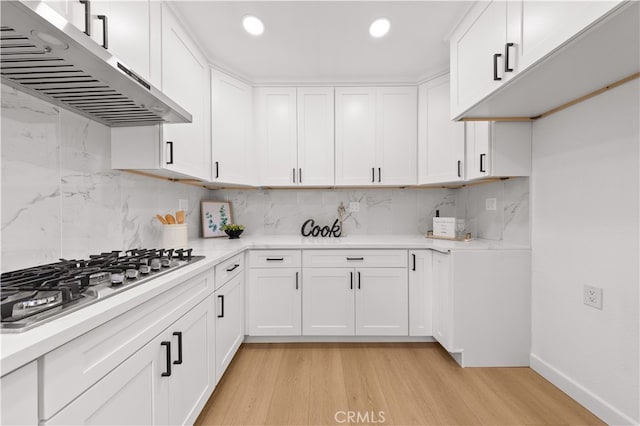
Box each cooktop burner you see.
[0,248,204,333]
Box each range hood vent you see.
[0,1,191,127]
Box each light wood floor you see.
[195,343,603,426]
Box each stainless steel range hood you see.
[0,1,192,127]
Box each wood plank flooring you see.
[195,343,603,426]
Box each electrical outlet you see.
[583,285,603,309]
[179,199,188,211]
[349,202,360,213]
[485,198,497,211]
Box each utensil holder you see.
[162,224,188,249]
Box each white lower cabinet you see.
[431,250,531,367]
[301,250,409,336]
[249,268,302,336]
[214,274,244,383]
[409,250,433,337]
[46,296,215,426]
[355,268,408,336]
[303,268,354,335]
[1,361,38,426]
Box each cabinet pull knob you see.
[215,161,219,179]
[412,253,416,271]
[295,271,299,290]
[504,42,514,72]
[299,168,302,183]
[172,332,183,365]
[493,53,502,81]
[266,257,284,261]
[166,141,174,165]
[225,264,240,272]
[292,168,296,183]
[217,295,224,318]
[350,271,353,290]
[378,167,381,183]
[372,167,375,183]
[358,271,361,290]
[79,0,91,36]
[457,160,462,178]
[346,257,364,261]
[480,153,486,173]
[96,14,108,49]
[161,341,171,376]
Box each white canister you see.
[162,224,188,249]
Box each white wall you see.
[531,81,639,424]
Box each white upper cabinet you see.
[211,70,253,185]
[450,0,626,119]
[112,4,210,181]
[418,76,465,184]
[335,87,417,186]
[161,5,209,180]
[509,1,622,73]
[335,87,377,186]
[255,87,334,186]
[297,87,335,186]
[376,87,418,185]
[465,121,531,181]
[255,87,298,186]
[450,1,509,119]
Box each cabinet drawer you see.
[249,250,301,268]
[303,250,408,268]
[215,253,244,290]
[40,269,214,420]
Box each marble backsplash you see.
[1,85,210,272]
[1,84,530,272]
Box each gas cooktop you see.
[0,248,204,333]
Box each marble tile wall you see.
[1,85,211,272]
[214,188,457,236]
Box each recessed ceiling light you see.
[243,15,264,36]
[369,18,390,38]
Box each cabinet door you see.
[42,0,87,35]
[355,268,408,336]
[161,4,209,180]
[418,78,465,184]
[103,1,151,81]
[212,70,252,184]
[215,274,244,383]
[303,268,355,335]
[45,334,169,426]
[168,297,215,426]
[376,87,417,185]
[248,268,301,336]
[509,0,622,72]
[335,87,377,186]
[450,1,507,117]
[256,87,298,186]
[297,87,335,186]
[1,362,37,426]
[465,121,491,180]
[409,251,433,337]
[432,252,453,351]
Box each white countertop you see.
[0,235,528,375]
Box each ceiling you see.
[171,1,472,84]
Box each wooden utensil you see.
[165,214,176,224]
[156,214,168,225]
[176,210,185,224]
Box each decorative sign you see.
[301,219,342,238]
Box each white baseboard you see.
[530,353,638,425]
[243,335,436,344]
